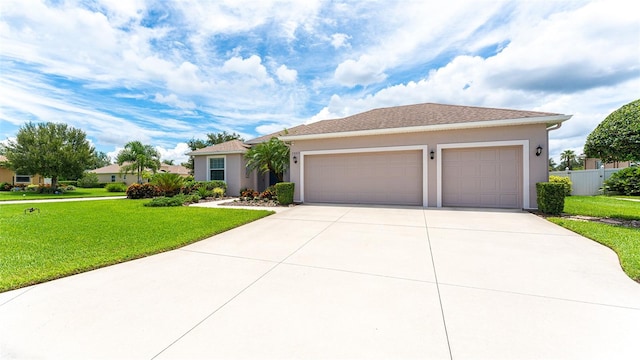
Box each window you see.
[15,175,30,183]
[111,175,116,182]
[209,157,225,181]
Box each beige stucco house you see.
[190,103,571,209]
[92,163,190,186]
[0,155,45,185]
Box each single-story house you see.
[92,163,190,186]
[190,102,572,209]
[0,155,45,185]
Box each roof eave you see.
[279,115,572,141]
[187,150,248,156]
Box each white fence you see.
[549,168,622,196]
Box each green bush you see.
[77,172,99,188]
[126,183,160,199]
[152,172,185,197]
[0,182,12,191]
[275,182,294,205]
[144,194,200,207]
[183,180,227,195]
[536,182,565,215]
[196,186,213,198]
[58,180,78,187]
[603,167,640,195]
[549,175,572,196]
[105,183,127,192]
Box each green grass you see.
[0,187,123,201]
[548,218,640,282]
[562,196,640,220]
[547,196,640,282]
[0,200,272,292]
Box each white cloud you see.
[222,55,274,85]
[276,65,297,83]
[156,142,191,164]
[330,33,350,49]
[153,93,196,109]
[334,55,387,87]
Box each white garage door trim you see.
[300,145,429,206]
[436,140,530,209]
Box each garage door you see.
[304,150,422,205]
[442,146,522,208]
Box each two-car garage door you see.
[302,146,523,208]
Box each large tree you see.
[244,137,290,182]
[116,141,161,183]
[2,122,93,190]
[88,150,111,170]
[584,99,640,163]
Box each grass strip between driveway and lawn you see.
[546,196,640,282]
[0,187,123,201]
[0,199,273,292]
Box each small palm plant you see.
[152,173,184,197]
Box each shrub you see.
[152,173,184,197]
[196,186,213,198]
[259,186,276,200]
[77,172,100,188]
[126,183,160,199]
[58,180,78,187]
[0,182,12,191]
[105,183,127,192]
[536,182,565,215]
[275,182,294,205]
[549,175,572,196]
[212,187,225,198]
[144,194,200,207]
[240,188,259,198]
[603,167,640,195]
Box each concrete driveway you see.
[1,205,639,359]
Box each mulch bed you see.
[218,198,297,208]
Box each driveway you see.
[1,205,639,359]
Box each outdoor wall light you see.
[430,150,435,160]
[536,145,543,157]
[293,155,298,164]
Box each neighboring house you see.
[91,163,190,186]
[191,102,572,209]
[0,155,44,185]
[188,140,278,197]
[584,158,632,170]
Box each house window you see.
[111,175,116,182]
[15,175,30,183]
[209,157,225,181]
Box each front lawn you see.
[0,187,123,201]
[0,200,272,292]
[547,196,640,282]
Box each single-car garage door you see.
[442,146,522,209]
[304,150,422,205]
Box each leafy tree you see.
[162,159,175,165]
[116,141,161,184]
[584,99,640,163]
[2,122,93,190]
[244,137,290,182]
[206,131,244,145]
[548,158,557,171]
[88,150,111,169]
[560,150,577,170]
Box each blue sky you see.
[1,0,638,164]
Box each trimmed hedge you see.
[105,183,127,192]
[126,183,161,199]
[549,175,572,196]
[275,182,294,205]
[536,182,565,215]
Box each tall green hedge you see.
[275,182,294,205]
[536,182,565,215]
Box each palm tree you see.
[244,137,290,182]
[560,149,577,170]
[116,141,161,183]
